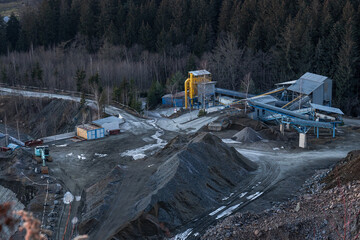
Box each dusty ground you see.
[1,88,360,240]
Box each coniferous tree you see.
[6,13,20,50]
[0,16,7,54]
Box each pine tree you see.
[333,1,358,113]
[139,22,154,50]
[6,13,20,50]
[0,15,7,54]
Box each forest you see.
[0,0,359,115]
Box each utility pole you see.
[16,120,20,141]
[4,114,8,146]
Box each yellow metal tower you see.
[184,70,212,108]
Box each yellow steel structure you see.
[184,70,212,108]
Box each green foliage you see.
[166,71,184,93]
[147,81,164,110]
[198,109,207,117]
[0,15,6,54]
[6,13,20,50]
[75,69,86,92]
[31,62,43,85]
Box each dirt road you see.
[173,127,360,239]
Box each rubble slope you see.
[80,133,257,239]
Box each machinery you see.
[34,145,52,174]
[185,70,214,108]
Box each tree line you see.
[0,0,359,115]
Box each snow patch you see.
[77,154,86,160]
[222,139,241,144]
[246,192,263,200]
[66,153,73,157]
[238,192,248,198]
[215,203,242,220]
[222,193,234,201]
[121,121,167,160]
[209,206,226,216]
[95,153,108,158]
[173,228,193,240]
[56,144,67,147]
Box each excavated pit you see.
[79,133,257,239]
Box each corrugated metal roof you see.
[77,124,102,131]
[189,70,211,76]
[92,116,124,125]
[287,79,323,95]
[301,72,328,83]
[248,95,278,104]
[310,103,344,115]
[275,80,296,86]
[162,91,185,99]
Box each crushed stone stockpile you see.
[232,127,264,143]
[79,133,258,239]
[202,151,360,240]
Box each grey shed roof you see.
[92,116,124,125]
[287,79,323,95]
[287,72,330,95]
[300,72,328,83]
[310,103,344,115]
[189,70,211,76]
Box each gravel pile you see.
[232,127,264,143]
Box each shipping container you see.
[76,124,105,140]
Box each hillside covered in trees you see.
[0,0,359,115]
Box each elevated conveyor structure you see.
[248,100,341,140]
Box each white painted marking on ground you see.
[215,203,242,220]
[209,206,226,216]
[246,192,263,200]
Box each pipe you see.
[185,78,190,108]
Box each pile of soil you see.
[228,116,267,131]
[322,150,360,189]
[0,96,94,138]
[232,127,264,143]
[79,133,257,239]
[258,127,289,141]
